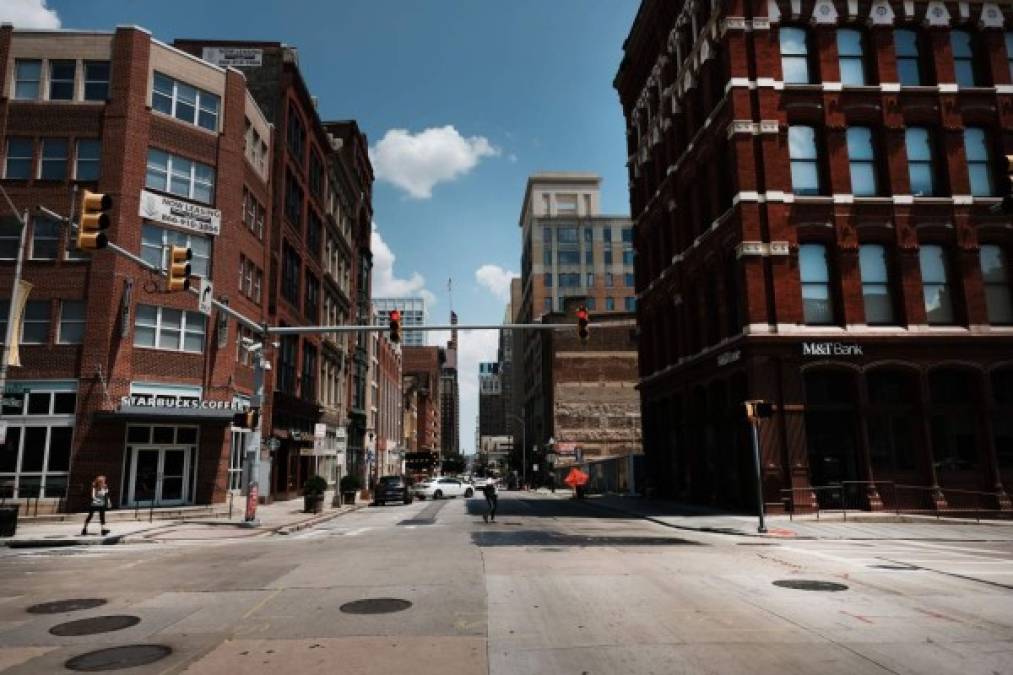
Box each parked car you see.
[412,476,475,500]
[373,475,413,506]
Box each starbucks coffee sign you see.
[802,342,863,357]
[119,395,244,410]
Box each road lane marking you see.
[241,588,281,620]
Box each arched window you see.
[929,369,980,473]
[867,370,918,473]
[993,369,1013,469]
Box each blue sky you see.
[12,0,640,453]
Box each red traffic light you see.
[388,309,402,343]
[576,305,589,341]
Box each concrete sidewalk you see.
[1,492,365,547]
[531,489,1013,541]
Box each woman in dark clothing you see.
[81,475,110,536]
[482,477,498,523]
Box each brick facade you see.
[616,0,1013,512]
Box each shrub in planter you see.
[303,475,329,513]
[339,475,361,505]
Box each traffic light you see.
[744,400,774,421]
[231,408,260,431]
[77,190,111,250]
[389,309,402,344]
[576,304,589,341]
[167,246,192,291]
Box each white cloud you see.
[1,0,61,28]
[369,125,500,199]
[475,264,516,304]
[370,223,436,306]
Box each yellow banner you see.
[6,280,33,368]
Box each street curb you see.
[273,504,365,535]
[3,522,183,548]
[563,497,765,538]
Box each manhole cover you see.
[50,615,140,636]
[27,599,107,615]
[773,579,849,592]
[64,645,172,671]
[339,598,412,614]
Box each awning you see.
[96,406,236,422]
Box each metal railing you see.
[782,481,1009,523]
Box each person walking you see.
[482,476,498,523]
[81,475,110,536]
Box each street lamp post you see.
[506,412,526,488]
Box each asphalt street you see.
[0,492,1011,674]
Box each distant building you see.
[478,362,506,436]
[373,297,427,346]
[401,346,443,453]
[368,306,403,480]
[440,312,460,457]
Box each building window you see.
[624,297,636,311]
[847,127,879,196]
[558,273,580,287]
[48,60,75,100]
[309,151,323,197]
[604,251,613,265]
[14,60,41,100]
[145,149,215,204]
[58,300,85,344]
[963,127,995,197]
[543,297,552,313]
[919,245,955,325]
[0,217,21,260]
[285,172,303,226]
[307,212,322,257]
[21,301,50,344]
[277,335,298,394]
[981,245,1012,325]
[543,249,552,265]
[305,273,320,322]
[585,298,596,310]
[606,297,615,311]
[140,223,211,278]
[584,249,593,265]
[859,244,895,324]
[621,227,634,243]
[282,243,301,305]
[151,72,220,132]
[287,106,305,162]
[557,227,579,243]
[0,409,75,499]
[905,127,937,197]
[30,215,60,260]
[39,138,68,180]
[867,370,918,473]
[558,250,580,265]
[603,226,612,244]
[895,29,928,86]
[789,125,821,195]
[583,227,593,243]
[542,226,552,243]
[133,304,206,353]
[951,30,984,87]
[799,243,835,324]
[84,61,110,101]
[837,28,868,85]
[605,272,614,287]
[75,140,100,181]
[624,273,635,287]
[780,27,812,84]
[586,272,595,287]
[930,369,980,472]
[301,345,317,401]
[4,138,33,179]
[544,272,552,287]
[622,249,635,265]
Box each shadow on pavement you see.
[463,494,632,520]
[470,530,702,548]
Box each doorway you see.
[128,446,190,506]
[804,370,861,508]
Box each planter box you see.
[303,494,325,514]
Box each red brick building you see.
[401,346,443,454]
[616,1,1013,512]
[172,43,374,500]
[0,26,272,510]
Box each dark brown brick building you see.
[616,1,1013,512]
[401,346,443,454]
[0,25,273,510]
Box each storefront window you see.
[993,368,1013,469]
[0,386,76,498]
[929,369,979,472]
[867,370,917,473]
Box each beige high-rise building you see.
[518,173,635,323]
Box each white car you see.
[412,477,475,500]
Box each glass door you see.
[128,446,190,506]
[133,448,160,504]
[160,448,187,504]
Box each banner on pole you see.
[5,280,33,367]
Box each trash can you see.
[0,504,19,537]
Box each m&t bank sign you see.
[802,342,864,357]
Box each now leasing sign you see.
[140,190,221,236]
[802,342,864,357]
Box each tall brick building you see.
[401,345,443,455]
[616,0,1013,511]
[0,26,272,510]
[172,41,374,499]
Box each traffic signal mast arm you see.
[37,205,264,337]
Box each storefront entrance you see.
[128,446,190,506]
